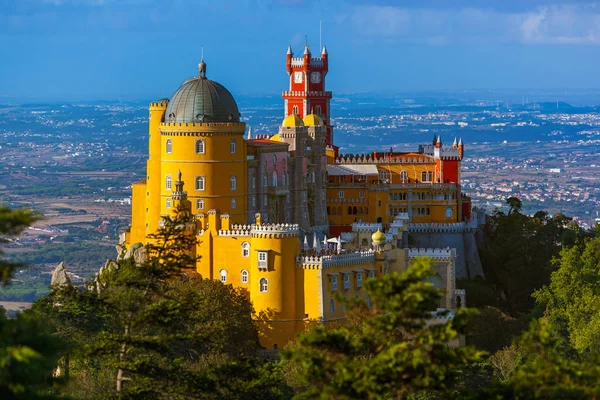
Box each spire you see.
[436,135,442,149]
[458,137,463,146]
[432,134,437,145]
[198,59,206,78]
[287,45,292,55]
[247,126,253,139]
[304,44,311,55]
[453,137,457,146]
[321,45,327,55]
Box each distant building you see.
[549,168,562,173]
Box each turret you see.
[452,137,458,148]
[458,138,464,159]
[286,45,293,74]
[436,135,442,149]
[432,134,437,145]
[321,45,328,73]
[303,45,311,67]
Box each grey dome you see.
[165,75,240,124]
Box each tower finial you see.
[198,48,206,78]
[287,45,292,55]
[248,126,253,139]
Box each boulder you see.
[51,262,71,288]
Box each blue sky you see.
[3,0,600,100]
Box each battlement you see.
[352,222,382,232]
[335,154,435,164]
[289,58,327,68]
[251,223,300,238]
[296,250,375,269]
[282,91,332,97]
[409,222,466,233]
[218,225,252,237]
[408,248,454,260]
[149,99,169,108]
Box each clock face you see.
[294,71,303,83]
[310,71,321,84]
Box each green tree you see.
[0,206,40,283]
[282,257,482,400]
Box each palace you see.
[124,45,476,349]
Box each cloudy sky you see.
[2,0,600,100]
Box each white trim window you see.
[196,176,205,191]
[400,170,408,182]
[281,172,286,186]
[259,277,268,293]
[220,269,227,283]
[241,270,248,284]
[231,198,236,209]
[343,273,350,290]
[241,242,250,258]
[166,198,171,208]
[446,207,453,218]
[166,175,172,190]
[230,139,236,154]
[356,272,363,288]
[195,139,205,154]
[230,175,237,190]
[196,199,204,210]
[338,190,344,199]
[331,276,338,290]
[166,139,172,154]
[258,251,268,270]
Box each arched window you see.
[273,154,277,164]
[311,171,315,183]
[352,206,357,215]
[446,207,453,218]
[166,139,172,154]
[327,206,331,215]
[195,139,205,154]
[251,196,256,207]
[166,175,172,190]
[230,139,236,154]
[241,270,248,284]
[241,242,250,258]
[281,172,286,186]
[196,176,205,191]
[259,278,268,293]
[292,105,299,115]
[329,298,335,314]
[231,198,236,209]
[196,199,204,210]
[230,175,237,190]
[380,170,387,180]
[251,176,256,189]
[315,105,322,116]
[272,171,278,187]
[400,170,408,182]
[347,206,352,215]
[166,198,171,208]
[220,270,227,283]
[263,173,268,188]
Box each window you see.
[230,175,237,190]
[251,176,256,189]
[231,198,236,209]
[263,173,268,188]
[196,199,204,210]
[343,274,350,290]
[315,105,322,116]
[446,207,453,218]
[356,272,363,288]
[166,139,172,154]
[252,196,256,207]
[166,198,171,208]
[338,190,344,199]
[195,139,205,154]
[263,195,268,206]
[258,251,268,270]
[292,105,299,115]
[241,270,248,284]
[196,176,205,191]
[368,270,375,279]
[166,175,172,190]
[329,298,335,313]
[272,171,278,187]
[260,277,268,293]
[400,170,408,182]
[242,242,250,258]
[220,270,227,283]
[230,139,236,154]
[422,171,433,182]
[311,171,315,183]
[359,191,365,198]
[380,170,387,180]
[281,172,286,186]
[331,276,338,290]
[273,154,277,164]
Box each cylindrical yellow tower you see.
[157,61,247,224]
[145,99,169,236]
[249,223,301,348]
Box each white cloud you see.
[346,3,600,45]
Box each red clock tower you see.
[283,44,336,152]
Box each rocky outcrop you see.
[51,262,72,288]
[121,242,147,265]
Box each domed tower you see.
[157,59,247,228]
